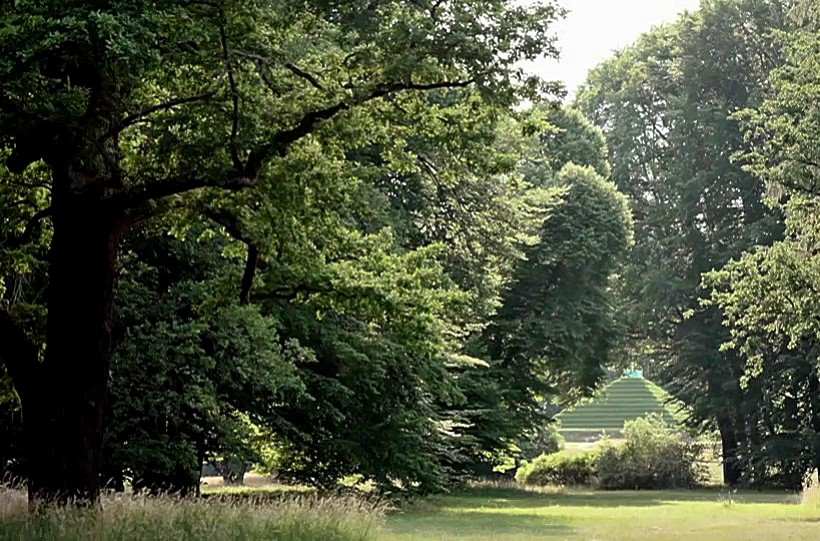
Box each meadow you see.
[0,488,382,541]
[384,485,820,541]
[3,481,820,540]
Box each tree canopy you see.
[0,0,642,503]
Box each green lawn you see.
[383,486,820,541]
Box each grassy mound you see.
[557,376,684,439]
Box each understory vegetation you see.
[0,489,383,541]
[516,451,597,487]
[517,416,705,490]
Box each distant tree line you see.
[579,0,820,489]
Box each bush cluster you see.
[515,451,597,486]
[516,415,705,490]
[597,415,704,489]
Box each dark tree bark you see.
[0,311,38,398]
[809,372,820,474]
[747,413,765,486]
[22,185,125,505]
[239,244,259,306]
[717,413,742,486]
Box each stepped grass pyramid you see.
[556,370,685,441]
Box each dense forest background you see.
[2,0,820,504]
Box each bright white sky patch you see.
[526,0,701,99]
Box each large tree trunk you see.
[23,193,123,506]
[809,371,820,474]
[717,413,742,486]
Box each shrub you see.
[595,414,704,490]
[515,450,597,486]
[0,490,383,541]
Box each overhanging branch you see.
[203,207,259,304]
[106,175,256,211]
[2,207,52,250]
[239,244,260,305]
[219,18,244,172]
[108,92,216,139]
[284,63,325,91]
[244,78,473,175]
[108,77,473,210]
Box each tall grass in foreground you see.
[0,489,383,541]
[801,471,820,509]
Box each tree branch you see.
[219,19,244,172]
[108,92,215,138]
[245,78,473,175]
[106,175,256,211]
[110,77,473,209]
[1,207,52,250]
[203,207,260,304]
[239,244,260,305]
[284,63,325,91]
[203,207,252,244]
[245,101,349,174]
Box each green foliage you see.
[515,450,597,487]
[0,0,572,500]
[739,29,820,196]
[0,0,586,499]
[596,415,705,490]
[487,163,633,396]
[701,13,820,489]
[517,416,704,490]
[577,0,788,486]
[521,107,611,182]
[517,425,565,462]
[705,198,820,488]
[105,227,303,495]
[459,160,632,476]
[266,235,468,494]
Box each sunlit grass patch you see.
[384,486,820,541]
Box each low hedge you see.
[515,450,597,486]
[596,415,705,490]
[517,415,705,490]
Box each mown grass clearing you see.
[384,486,820,541]
[199,474,314,499]
[4,483,818,540]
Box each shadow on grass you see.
[429,486,800,510]
[388,509,575,538]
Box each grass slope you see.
[385,486,819,541]
[557,377,684,438]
